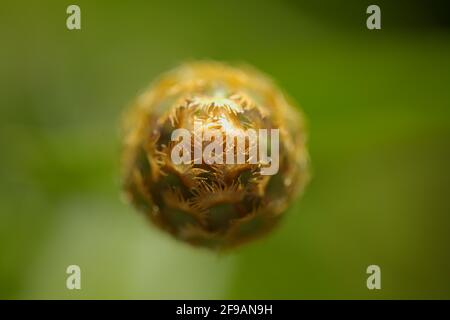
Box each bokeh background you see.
[1,0,449,299]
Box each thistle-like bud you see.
[122,61,309,249]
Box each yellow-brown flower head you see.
[122,61,309,249]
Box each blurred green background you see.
[1,0,449,299]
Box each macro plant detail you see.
[121,61,309,249]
